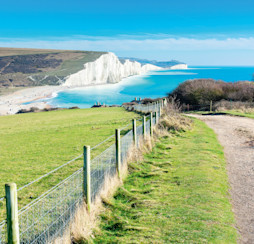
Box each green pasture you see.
[0,107,139,220]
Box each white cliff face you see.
[168,64,188,70]
[62,52,161,87]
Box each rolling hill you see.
[0,47,106,88]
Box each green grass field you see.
[93,119,237,243]
[0,107,139,220]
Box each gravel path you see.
[189,114,254,243]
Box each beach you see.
[0,86,66,115]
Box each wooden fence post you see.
[164,98,168,106]
[115,129,121,178]
[150,112,153,137]
[83,146,91,212]
[132,119,137,146]
[142,116,146,138]
[5,183,19,244]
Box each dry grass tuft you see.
[158,114,192,132]
[71,174,123,243]
[214,100,254,113]
[156,104,192,133]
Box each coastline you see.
[0,72,149,116]
[0,79,137,116]
[0,66,190,116]
[0,86,67,116]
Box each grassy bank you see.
[0,107,139,220]
[93,119,237,243]
[222,110,254,119]
[186,110,254,119]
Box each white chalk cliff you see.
[62,52,162,87]
[168,64,188,70]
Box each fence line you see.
[0,122,135,205]
[0,98,166,244]
[123,98,167,114]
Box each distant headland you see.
[0,47,187,115]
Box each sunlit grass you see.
[0,107,139,220]
[93,119,237,243]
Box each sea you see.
[45,66,254,108]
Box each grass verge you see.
[222,110,254,119]
[185,110,254,119]
[92,118,237,243]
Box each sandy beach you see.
[0,86,66,116]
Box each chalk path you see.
[189,114,254,244]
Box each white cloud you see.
[0,36,254,52]
[1,35,254,65]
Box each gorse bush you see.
[169,79,254,106]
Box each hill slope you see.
[0,47,106,87]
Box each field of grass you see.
[93,119,237,243]
[0,107,139,220]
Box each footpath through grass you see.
[93,119,237,243]
[222,110,254,119]
[0,107,139,220]
[186,110,254,119]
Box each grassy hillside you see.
[0,47,71,57]
[0,107,139,220]
[93,119,237,243]
[0,47,106,90]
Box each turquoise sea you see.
[46,66,254,108]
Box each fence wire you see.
[121,130,133,166]
[146,119,151,135]
[132,102,161,113]
[18,168,83,244]
[90,144,116,202]
[0,99,163,244]
[0,221,6,244]
[136,124,143,147]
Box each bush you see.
[169,79,254,106]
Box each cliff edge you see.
[63,52,161,87]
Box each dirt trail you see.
[0,61,11,74]
[189,114,254,243]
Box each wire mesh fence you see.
[0,221,7,244]
[136,124,143,147]
[0,100,164,244]
[90,144,116,202]
[123,100,163,114]
[18,168,83,244]
[146,119,151,135]
[153,117,156,126]
[121,130,133,166]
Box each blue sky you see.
[1,0,254,65]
